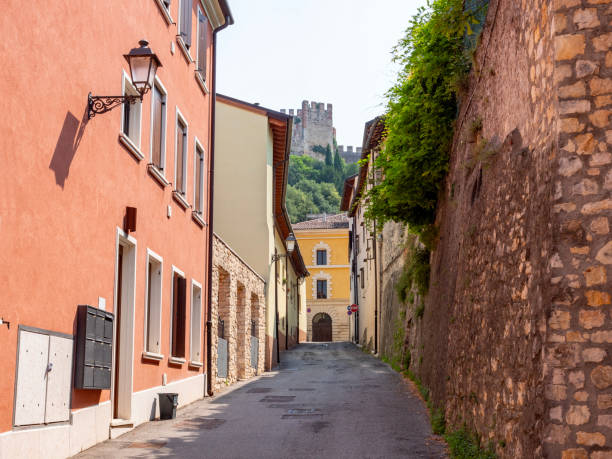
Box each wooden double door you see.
[312,313,332,342]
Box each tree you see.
[324,144,333,166]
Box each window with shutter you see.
[171,271,187,358]
[176,118,187,194]
[196,8,207,78]
[179,0,193,49]
[145,252,163,356]
[194,144,204,214]
[151,84,166,170]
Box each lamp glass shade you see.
[129,56,154,92]
[286,234,296,253]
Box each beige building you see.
[214,94,308,370]
[341,116,385,352]
[293,214,351,342]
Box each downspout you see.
[373,221,378,355]
[206,14,231,397]
[285,258,289,350]
[353,214,359,343]
[275,249,280,364]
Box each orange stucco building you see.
[0,0,232,456]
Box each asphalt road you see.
[76,342,447,459]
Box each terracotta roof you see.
[293,213,350,230]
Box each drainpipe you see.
[285,258,289,350]
[206,14,232,397]
[353,215,359,343]
[373,221,378,355]
[275,249,280,365]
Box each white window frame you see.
[119,71,143,160]
[143,249,164,360]
[149,76,168,174]
[189,279,203,366]
[174,108,189,201]
[169,265,187,364]
[194,5,209,93]
[193,137,205,215]
[177,0,194,62]
[154,0,174,25]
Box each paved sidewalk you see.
[75,342,447,459]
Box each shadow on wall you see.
[49,107,88,188]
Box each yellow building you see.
[293,214,351,342]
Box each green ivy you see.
[364,0,480,232]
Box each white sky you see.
[217,0,427,148]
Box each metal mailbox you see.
[75,305,114,389]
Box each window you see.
[175,111,188,195]
[190,281,202,364]
[316,280,327,299]
[171,269,187,359]
[196,7,208,80]
[360,268,364,289]
[193,140,205,215]
[144,251,163,357]
[121,74,141,148]
[150,79,167,171]
[316,250,327,265]
[179,0,193,49]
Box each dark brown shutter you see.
[180,0,193,48]
[152,87,163,168]
[172,274,179,356]
[197,10,207,75]
[176,276,187,357]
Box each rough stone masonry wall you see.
[402,0,558,456]
[210,235,265,392]
[544,0,612,457]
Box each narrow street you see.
[76,343,447,459]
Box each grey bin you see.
[158,393,179,420]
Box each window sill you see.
[172,190,190,210]
[169,356,186,365]
[118,133,144,161]
[153,0,174,25]
[147,164,170,187]
[176,36,194,63]
[188,360,203,368]
[192,211,206,228]
[195,72,209,95]
[142,351,164,362]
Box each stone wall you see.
[210,234,266,392]
[384,0,612,456]
[306,300,351,342]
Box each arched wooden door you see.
[312,313,332,342]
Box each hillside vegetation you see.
[287,145,359,223]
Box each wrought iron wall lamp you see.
[88,40,162,119]
[271,234,296,262]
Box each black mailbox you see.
[75,305,114,389]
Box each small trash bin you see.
[158,393,178,420]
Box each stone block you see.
[570,370,586,388]
[576,133,597,155]
[607,52,612,68]
[591,78,612,96]
[586,290,612,306]
[560,100,591,115]
[574,179,599,195]
[556,64,574,83]
[590,153,612,166]
[573,9,600,28]
[567,405,591,425]
[546,424,571,444]
[554,0,580,10]
[555,34,586,61]
[606,170,612,190]
[593,366,612,389]
[585,266,606,286]
[583,200,612,215]
[590,111,611,128]
[596,242,612,264]
[595,95,612,108]
[580,309,605,329]
[561,117,585,133]
[591,451,612,459]
[568,331,587,342]
[561,448,588,459]
[550,310,572,329]
[598,414,612,429]
[576,60,600,78]
[560,81,587,98]
[546,384,568,401]
[575,391,589,401]
[591,330,612,342]
[560,157,583,176]
[594,33,612,53]
[583,347,607,362]
[576,431,605,446]
[598,394,612,409]
[551,405,564,422]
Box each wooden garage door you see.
[312,313,332,342]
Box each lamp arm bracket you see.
[88,92,142,119]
